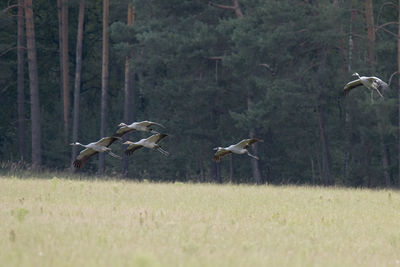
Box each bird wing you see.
[73,148,98,168]
[147,133,168,144]
[113,126,134,138]
[96,136,120,147]
[125,144,143,156]
[213,149,232,162]
[235,138,262,149]
[139,121,166,129]
[148,121,166,129]
[343,79,363,96]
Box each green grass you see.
[1,175,400,266]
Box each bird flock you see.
[71,72,390,169]
[71,120,263,169]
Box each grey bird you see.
[113,120,166,138]
[213,138,263,162]
[343,72,389,98]
[71,136,121,168]
[124,133,169,156]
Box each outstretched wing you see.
[125,144,143,156]
[73,148,98,168]
[112,126,134,138]
[343,79,363,96]
[96,136,120,147]
[139,121,166,129]
[235,138,263,149]
[146,133,168,144]
[213,149,232,162]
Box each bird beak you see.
[69,143,75,145]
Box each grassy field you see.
[1,175,400,266]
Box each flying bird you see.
[213,138,263,162]
[113,120,166,138]
[124,133,169,156]
[343,72,389,98]
[71,136,121,168]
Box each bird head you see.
[213,147,222,151]
[118,122,127,127]
[123,141,134,145]
[352,72,360,78]
[70,142,80,146]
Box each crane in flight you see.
[213,138,263,162]
[71,136,121,168]
[343,72,389,98]
[124,133,169,156]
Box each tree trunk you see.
[365,0,375,67]
[210,161,220,183]
[343,7,356,185]
[310,157,315,184]
[122,5,135,176]
[317,103,332,185]
[249,127,262,184]
[247,79,262,183]
[98,0,109,175]
[398,0,400,187]
[61,0,70,141]
[17,0,25,161]
[71,0,85,167]
[365,0,391,186]
[57,0,64,124]
[24,0,42,170]
[229,155,233,182]
[378,118,391,186]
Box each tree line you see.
[1,0,400,187]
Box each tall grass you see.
[1,175,399,266]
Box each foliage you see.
[0,0,399,186]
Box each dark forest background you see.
[1,0,400,187]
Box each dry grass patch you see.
[1,176,400,266]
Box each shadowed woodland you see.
[1,0,400,187]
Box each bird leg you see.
[375,88,384,98]
[107,151,122,159]
[370,90,375,103]
[246,151,259,160]
[156,147,170,156]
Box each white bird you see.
[123,133,169,156]
[343,72,389,98]
[71,136,121,168]
[213,138,263,162]
[113,120,166,138]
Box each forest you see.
[1,0,400,187]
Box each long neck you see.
[72,142,85,147]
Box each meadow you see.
[1,175,400,266]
